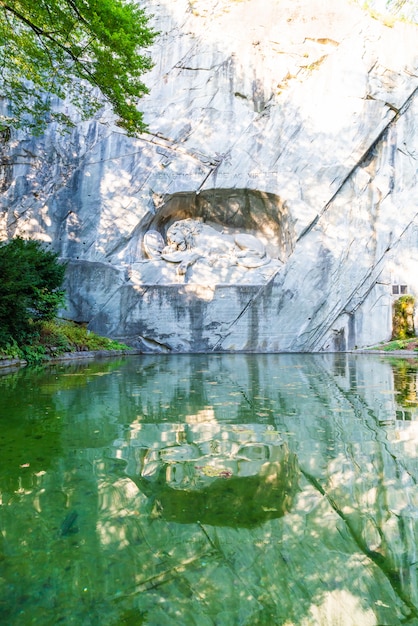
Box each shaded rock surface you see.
[1,0,418,352]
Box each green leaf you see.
[0,0,156,135]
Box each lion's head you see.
[166,219,203,251]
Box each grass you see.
[40,319,129,353]
[367,337,418,352]
[0,319,130,365]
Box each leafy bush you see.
[0,238,66,348]
[38,319,129,353]
[1,0,156,136]
[0,240,130,364]
[1,320,129,364]
[392,295,415,341]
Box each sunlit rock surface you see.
[1,0,418,351]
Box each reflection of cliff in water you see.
[3,353,418,625]
[133,445,299,527]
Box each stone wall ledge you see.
[0,349,143,371]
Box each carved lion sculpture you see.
[155,218,271,275]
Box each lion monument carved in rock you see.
[144,218,273,276]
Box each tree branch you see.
[2,2,102,89]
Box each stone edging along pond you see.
[1,347,418,372]
[0,348,143,370]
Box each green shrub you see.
[38,319,129,353]
[38,319,71,353]
[0,238,66,348]
[0,239,129,363]
[1,319,129,364]
[392,295,415,340]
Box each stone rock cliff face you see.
[1,0,418,352]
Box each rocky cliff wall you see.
[1,0,417,352]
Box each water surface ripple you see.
[1,353,418,625]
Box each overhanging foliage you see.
[0,0,156,135]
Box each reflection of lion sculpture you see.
[150,218,271,275]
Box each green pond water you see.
[1,353,418,626]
